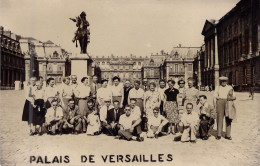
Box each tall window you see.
[188,64,192,71]
[243,66,247,84]
[174,64,179,73]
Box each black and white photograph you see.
[0,0,259,165]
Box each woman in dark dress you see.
[22,77,37,135]
[32,81,46,135]
[163,80,179,135]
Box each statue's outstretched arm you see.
[69,18,76,22]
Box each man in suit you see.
[198,95,216,140]
[103,100,125,136]
[90,75,101,102]
[141,78,149,92]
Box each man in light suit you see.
[198,95,216,140]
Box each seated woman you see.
[147,107,168,139]
[86,110,101,136]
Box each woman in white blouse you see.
[44,77,59,109]
[22,77,37,135]
[111,76,124,108]
[59,77,74,109]
[97,79,113,108]
[32,80,46,135]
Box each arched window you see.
[53,51,59,57]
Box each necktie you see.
[114,109,117,121]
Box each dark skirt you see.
[22,99,34,122]
[22,99,46,125]
[33,99,46,125]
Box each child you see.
[86,110,101,135]
[225,89,236,120]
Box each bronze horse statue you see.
[70,11,90,54]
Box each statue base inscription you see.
[70,53,92,80]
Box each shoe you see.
[225,136,232,140]
[190,140,196,143]
[202,136,208,140]
[137,137,144,142]
[216,136,221,140]
[154,134,159,139]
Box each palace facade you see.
[201,0,260,91]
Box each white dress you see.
[87,114,101,135]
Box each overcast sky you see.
[0,0,239,57]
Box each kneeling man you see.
[198,95,216,140]
[103,100,125,136]
[179,103,199,143]
[118,105,144,142]
[44,99,64,135]
[147,107,168,138]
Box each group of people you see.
[22,75,236,143]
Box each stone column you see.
[208,40,210,69]
[7,70,10,87]
[24,54,31,82]
[198,52,202,90]
[62,64,65,77]
[211,38,214,68]
[214,29,220,88]
[166,64,169,81]
[258,24,260,55]
[2,70,6,86]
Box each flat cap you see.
[219,76,228,81]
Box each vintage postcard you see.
[0,0,259,165]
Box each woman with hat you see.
[214,76,236,140]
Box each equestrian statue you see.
[70,11,90,54]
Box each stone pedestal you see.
[70,53,93,81]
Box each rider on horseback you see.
[70,11,90,45]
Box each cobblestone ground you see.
[0,90,259,166]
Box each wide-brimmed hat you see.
[219,76,228,81]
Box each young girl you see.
[226,89,236,120]
[86,110,101,135]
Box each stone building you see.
[0,27,25,89]
[201,0,260,91]
[92,54,149,83]
[163,46,200,84]
[20,38,71,84]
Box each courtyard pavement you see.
[0,90,259,166]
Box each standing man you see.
[123,80,132,108]
[157,80,167,116]
[90,75,101,103]
[198,95,216,140]
[141,78,149,92]
[70,75,79,103]
[177,80,185,113]
[214,76,236,140]
[118,105,144,142]
[179,103,199,143]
